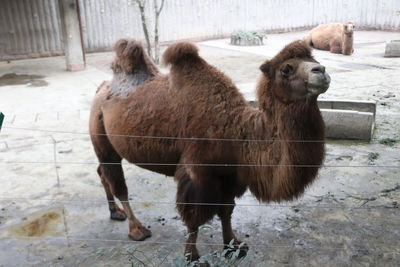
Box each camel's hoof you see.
[185,251,200,262]
[194,262,209,267]
[224,241,249,258]
[185,251,210,266]
[128,225,152,241]
[110,208,127,221]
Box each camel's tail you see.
[111,38,159,76]
[162,42,200,66]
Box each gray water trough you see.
[247,99,376,141]
[317,99,376,141]
[384,40,400,57]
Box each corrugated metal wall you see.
[1,0,400,59]
[0,0,63,60]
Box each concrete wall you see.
[1,0,400,59]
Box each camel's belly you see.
[108,134,181,177]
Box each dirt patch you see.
[0,73,48,87]
[7,208,63,237]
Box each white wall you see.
[1,0,399,59]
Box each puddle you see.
[0,73,48,87]
[6,208,64,237]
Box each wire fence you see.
[13,236,400,253]
[0,121,399,259]
[0,124,399,209]
[2,160,400,168]
[3,125,400,144]
[1,126,400,169]
[0,196,397,209]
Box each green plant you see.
[379,138,398,147]
[367,152,379,161]
[85,239,249,267]
[232,30,265,39]
[174,240,249,267]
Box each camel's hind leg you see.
[97,161,151,241]
[97,165,127,221]
[91,114,151,240]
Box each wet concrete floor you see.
[0,31,399,266]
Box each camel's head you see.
[259,40,330,103]
[111,38,146,74]
[343,21,355,34]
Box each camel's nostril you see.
[311,66,325,74]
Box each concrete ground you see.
[0,30,399,266]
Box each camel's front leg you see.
[329,40,342,54]
[218,203,248,258]
[119,198,151,241]
[184,226,200,261]
[175,166,222,261]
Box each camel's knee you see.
[98,165,128,199]
[110,179,128,199]
[176,171,221,227]
[330,47,341,54]
[329,42,341,54]
[97,165,102,176]
[217,203,234,218]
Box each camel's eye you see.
[281,64,294,77]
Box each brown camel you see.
[89,39,330,260]
[305,21,355,55]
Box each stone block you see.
[248,99,376,141]
[321,109,374,140]
[384,40,400,57]
[317,99,376,117]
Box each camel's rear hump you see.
[163,42,200,66]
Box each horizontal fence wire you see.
[1,126,399,256]
[0,125,355,143]
[1,161,400,168]
[0,197,398,209]
[11,236,400,253]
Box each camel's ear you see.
[114,39,129,56]
[260,62,272,77]
[347,20,355,26]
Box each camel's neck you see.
[342,32,354,55]
[110,69,153,98]
[240,81,325,202]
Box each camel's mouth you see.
[301,61,330,96]
[345,24,355,33]
[307,72,330,96]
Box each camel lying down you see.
[305,21,355,55]
[89,39,330,260]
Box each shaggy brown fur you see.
[89,39,328,260]
[305,21,355,55]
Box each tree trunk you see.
[136,0,165,64]
[153,0,165,64]
[136,0,153,59]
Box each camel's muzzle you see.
[304,63,331,95]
